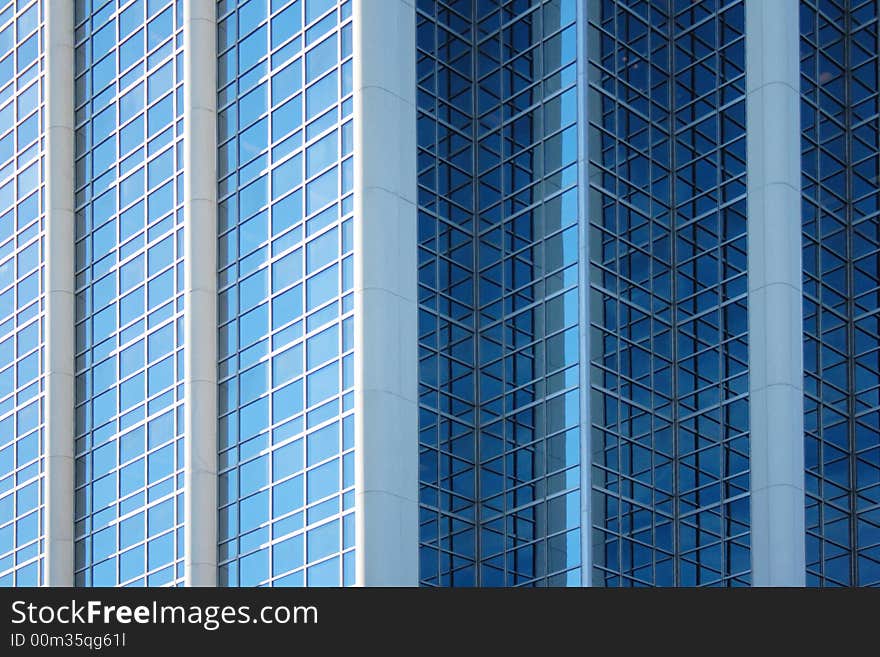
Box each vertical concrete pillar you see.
[45,0,76,587]
[745,0,806,586]
[576,0,593,587]
[351,0,419,586]
[182,0,218,587]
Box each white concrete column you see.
[352,0,419,586]
[745,0,806,586]
[576,0,593,587]
[182,0,218,587]
[44,0,75,587]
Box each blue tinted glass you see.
[71,0,185,587]
[217,1,353,587]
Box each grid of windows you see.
[216,0,356,587]
[416,0,478,587]
[473,0,582,586]
[2,0,874,593]
[73,0,186,587]
[800,0,880,587]
[417,0,583,586]
[588,0,750,586]
[0,0,46,587]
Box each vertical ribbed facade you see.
[1,0,878,589]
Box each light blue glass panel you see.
[0,0,46,587]
[73,0,185,587]
[218,0,354,586]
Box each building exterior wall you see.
[72,0,187,587]
[352,0,419,587]
[415,0,479,585]
[800,0,880,587]
[182,0,217,587]
[215,0,359,587]
[0,0,877,589]
[416,0,585,587]
[0,0,47,587]
[588,0,751,586]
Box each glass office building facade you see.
[587,0,751,586]
[0,0,46,587]
[415,0,584,587]
[0,0,877,588]
[215,0,357,588]
[800,0,880,586]
[72,0,187,588]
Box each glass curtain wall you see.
[73,0,186,587]
[800,0,880,587]
[587,0,751,586]
[0,0,46,587]
[216,0,357,587]
[417,0,584,587]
